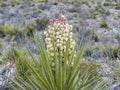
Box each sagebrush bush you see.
[103,46,120,59]
[0,25,22,38]
[100,21,108,28]
[35,17,49,30]
[24,24,36,37]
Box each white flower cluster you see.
[44,14,76,66]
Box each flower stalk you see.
[44,14,76,67]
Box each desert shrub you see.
[24,24,36,37]
[13,48,33,79]
[91,5,110,16]
[110,28,120,45]
[2,47,18,64]
[0,25,23,38]
[105,10,111,15]
[93,5,105,14]
[33,9,43,14]
[113,62,120,79]
[73,12,79,17]
[84,47,93,56]
[11,0,19,7]
[92,33,99,42]
[0,1,7,7]
[85,45,101,56]
[103,2,110,6]
[0,42,2,49]
[35,17,49,31]
[10,14,109,90]
[100,21,108,28]
[115,3,120,10]
[53,2,58,5]
[79,61,101,77]
[103,46,120,59]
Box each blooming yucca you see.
[44,14,76,67]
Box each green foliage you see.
[24,24,36,37]
[91,5,110,17]
[110,28,120,45]
[2,47,18,64]
[103,2,110,6]
[100,21,108,28]
[115,2,120,10]
[92,33,99,42]
[0,24,36,38]
[11,0,19,7]
[95,5,105,14]
[13,48,32,79]
[0,1,7,7]
[0,42,2,49]
[105,10,111,15]
[85,45,101,56]
[35,18,49,30]
[33,9,43,14]
[103,46,120,59]
[118,14,120,18]
[9,37,109,90]
[0,25,23,38]
[84,47,93,56]
[53,2,58,5]
[79,61,101,77]
[73,12,79,17]
[113,63,120,79]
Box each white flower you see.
[63,41,66,44]
[44,31,47,35]
[48,30,51,33]
[60,40,63,44]
[45,38,51,42]
[72,40,75,45]
[70,32,73,36]
[56,39,60,43]
[60,46,64,50]
[51,53,54,56]
[64,46,66,49]
[61,14,65,18]
[56,32,60,35]
[56,44,60,47]
[47,44,52,49]
[59,43,62,47]
[50,47,54,51]
[61,37,64,41]
[69,35,72,39]
[66,33,69,37]
[45,38,48,42]
[70,44,74,49]
[63,34,66,37]
[46,41,51,44]
[65,37,68,41]
[69,25,72,30]
[74,54,76,57]
[65,29,69,33]
[51,62,55,66]
[70,38,73,42]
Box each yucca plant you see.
[9,14,109,90]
